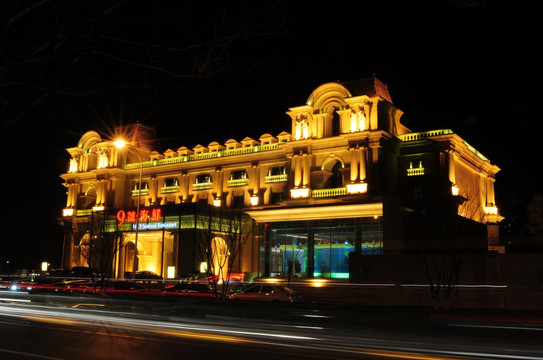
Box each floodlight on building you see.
[484,205,498,215]
[346,182,368,194]
[92,205,105,212]
[167,266,176,279]
[212,198,221,207]
[249,194,259,206]
[290,187,310,198]
[63,208,74,217]
[452,185,460,196]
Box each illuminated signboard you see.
[116,207,178,230]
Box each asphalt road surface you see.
[1,291,543,359]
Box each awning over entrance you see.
[245,203,383,222]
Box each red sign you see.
[117,207,162,227]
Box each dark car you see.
[70,266,96,278]
[227,284,304,303]
[102,281,149,295]
[125,271,162,282]
[163,282,217,298]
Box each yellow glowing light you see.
[92,205,105,211]
[114,139,127,149]
[63,208,74,217]
[290,188,310,198]
[213,198,222,207]
[452,185,459,196]
[484,206,498,215]
[249,195,259,206]
[200,262,208,273]
[309,278,329,288]
[346,182,368,194]
[258,277,284,284]
[41,262,49,272]
[167,266,176,279]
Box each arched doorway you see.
[211,236,229,282]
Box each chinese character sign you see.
[117,207,163,227]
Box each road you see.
[0,290,543,359]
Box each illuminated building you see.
[59,77,503,281]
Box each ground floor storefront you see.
[60,202,386,282]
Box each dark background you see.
[1,0,540,270]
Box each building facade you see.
[59,77,502,282]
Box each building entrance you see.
[119,230,175,278]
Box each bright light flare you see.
[114,139,127,149]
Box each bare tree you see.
[525,193,543,237]
[406,180,487,311]
[0,1,286,134]
[68,210,121,281]
[195,203,254,298]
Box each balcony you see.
[193,182,212,191]
[161,186,179,194]
[265,174,288,183]
[131,189,149,196]
[407,168,424,176]
[311,187,347,198]
[227,179,249,187]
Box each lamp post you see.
[115,139,142,280]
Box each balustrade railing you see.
[265,174,288,183]
[227,179,249,187]
[311,187,347,198]
[123,142,283,170]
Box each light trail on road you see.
[1,302,543,360]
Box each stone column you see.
[359,147,366,181]
[302,154,311,187]
[350,148,359,182]
[293,155,302,187]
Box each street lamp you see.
[115,139,143,280]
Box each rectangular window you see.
[195,174,211,184]
[132,180,149,190]
[164,177,179,187]
[269,166,285,176]
[230,170,247,180]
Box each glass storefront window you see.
[262,217,382,279]
[314,221,353,279]
[269,222,307,277]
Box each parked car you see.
[227,284,304,303]
[176,271,245,284]
[101,281,150,295]
[175,271,209,283]
[163,282,218,298]
[124,271,162,282]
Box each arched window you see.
[332,109,340,136]
[330,161,343,188]
[323,159,343,189]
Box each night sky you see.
[1,1,540,270]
